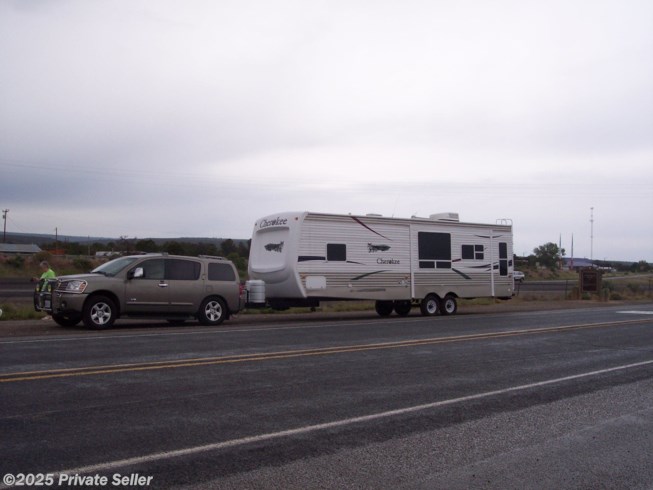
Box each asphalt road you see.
[2,304,653,489]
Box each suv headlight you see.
[60,280,88,293]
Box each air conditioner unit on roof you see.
[429,212,460,222]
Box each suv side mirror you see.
[129,267,144,279]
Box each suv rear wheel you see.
[393,300,412,316]
[83,295,117,329]
[198,297,227,326]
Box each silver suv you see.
[46,254,243,329]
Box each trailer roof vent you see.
[429,212,459,222]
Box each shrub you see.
[627,283,641,295]
[6,255,25,269]
[72,258,94,272]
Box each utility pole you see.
[2,209,8,243]
[590,207,594,263]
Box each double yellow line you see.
[1,318,649,383]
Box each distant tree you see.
[162,241,184,255]
[63,242,85,255]
[136,239,159,253]
[117,236,136,253]
[227,252,247,273]
[533,242,565,269]
[194,242,219,257]
[630,260,651,273]
[220,239,237,256]
[237,241,250,259]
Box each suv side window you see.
[166,259,201,280]
[137,259,165,280]
[208,262,236,281]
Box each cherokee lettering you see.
[260,217,288,229]
[377,258,400,265]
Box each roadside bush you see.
[72,257,94,272]
[34,251,53,263]
[6,255,25,269]
[627,283,641,295]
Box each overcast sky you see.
[1,0,652,261]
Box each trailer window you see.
[499,242,508,276]
[418,232,451,269]
[327,243,347,262]
[462,244,484,260]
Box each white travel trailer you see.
[247,211,515,316]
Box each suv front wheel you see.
[198,297,227,326]
[52,313,82,327]
[83,295,117,329]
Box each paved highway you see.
[2,304,653,489]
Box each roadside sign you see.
[579,268,602,293]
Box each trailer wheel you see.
[420,294,440,316]
[393,300,412,317]
[440,295,458,315]
[375,300,394,317]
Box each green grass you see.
[0,303,46,321]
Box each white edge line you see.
[41,359,653,479]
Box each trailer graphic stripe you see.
[298,256,326,262]
[351,216,391,240]
[298,257,365,265]
[351,270,389,281]
[451,268,472,280]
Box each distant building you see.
[0,243,42,255]
[95,251,119,257]
[564,257,594,270]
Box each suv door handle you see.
[158,282,169,288]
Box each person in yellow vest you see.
[33,261,56,288]
[33,261,56,319]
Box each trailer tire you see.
[375,300,394,317]
[420,294,440,316]
[440,295,458,315]
[393,300,412,316]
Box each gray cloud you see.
[1,0,652,261]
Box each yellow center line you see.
[1,318,649,383]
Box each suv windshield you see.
[91,257,140,277]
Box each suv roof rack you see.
[198,255,227,260]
